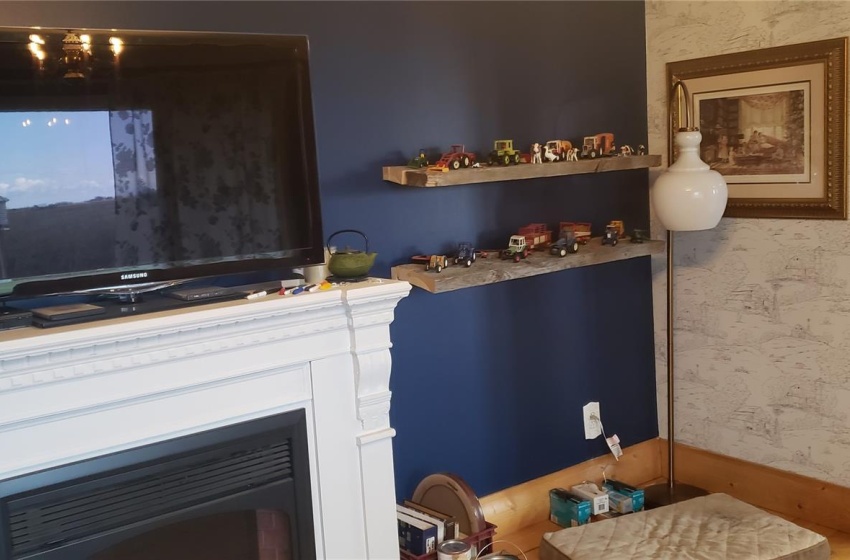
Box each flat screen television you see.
[0,27,323,299]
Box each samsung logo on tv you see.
[120,272,149,280]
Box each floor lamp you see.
[644,81,728,508]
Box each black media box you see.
[164,286,237,301]
[0,308,32,331]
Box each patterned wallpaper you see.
[646,1,850,486]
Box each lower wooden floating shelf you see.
[391,239,664,294]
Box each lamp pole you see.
[645,81,728,508]
[667,228,675,494]
[644,230,708,508]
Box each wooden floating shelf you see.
[391,239,665,294]
[382,154,661,187]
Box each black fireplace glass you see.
[0,410,315,560]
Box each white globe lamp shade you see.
[651,130,728,232]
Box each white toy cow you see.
[531,143,543,164]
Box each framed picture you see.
[668,38,847,219]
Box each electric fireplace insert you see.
[0,410,315,560]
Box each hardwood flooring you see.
[498,511,850,560]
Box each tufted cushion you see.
[540,493,830,560]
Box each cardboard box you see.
[601,479,644,512]
[570,482,609,515]
[606,490,634,514]
[549,488,591,527]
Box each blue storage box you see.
[549,488,591,527]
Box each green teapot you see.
[327,229,377,278]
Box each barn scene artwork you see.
[696,84,808,182]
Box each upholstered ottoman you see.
[540,493,830,560]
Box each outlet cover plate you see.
[583,401,601,439]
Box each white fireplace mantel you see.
[0,278,411,559]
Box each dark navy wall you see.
[1,1,657,499]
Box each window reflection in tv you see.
[0,29,323,298]
[0,111,119,281]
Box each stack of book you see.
[396,500,458,556]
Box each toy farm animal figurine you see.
[544,140,572,162]
[544,145,559,162]
[531,143,543,164]
[566,147,579,161]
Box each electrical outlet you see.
[583,401,601,439]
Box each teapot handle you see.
[327,229,369,254]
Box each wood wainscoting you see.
[481,437,850,558]
[668,440,850,534]
[480,439,662,538]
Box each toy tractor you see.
[407,148,429,168]
[602,225,619,246]
[500,235,530,262]
[607,220,626,239]
[630,229,649,243]
[454,242,477,267]
[431,145,476,171]
[549,228,580,257]
[425,255,450,273]
[489,139,522,166]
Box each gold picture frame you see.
[668,38,847,219]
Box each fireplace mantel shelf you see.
[0,278,411,560]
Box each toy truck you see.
[431,144,476,171]
[550,228,580,257]
[500,235,529,262]
[489,139,522,166]
[580,133,617,159]
[607,220,626,239]
[518,223,552,249]
[559,222,592,244]
[544,140,573,162]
